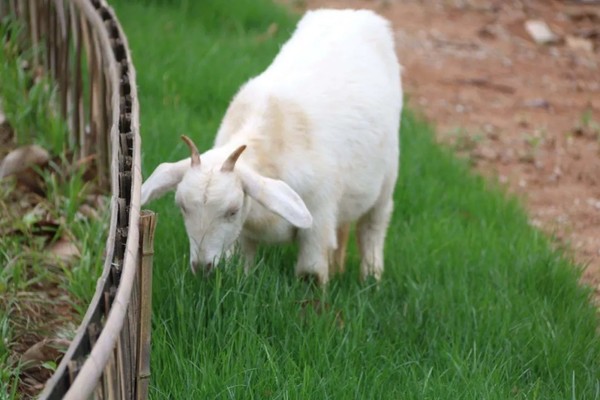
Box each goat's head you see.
[141,135,312,275]
[175,137,248,273]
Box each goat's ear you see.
[141,159,190,205]
[238,168,312,229]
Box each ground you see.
[291,0,600,298]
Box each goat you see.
[141,9,403,284]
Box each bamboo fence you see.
[0,0,155,398]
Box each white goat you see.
[141,9,402,284]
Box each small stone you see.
[566,35,594,52]
[473,146,498,160]
[0,145,50,179]
[20,338,70,370]
[500,149,515,164]
[47,238,81,263]
[548,166,562,182]
[530,219,542,228]
[553,166,562,177]
[524,20,559,45]
[534,159,544,169]
[586,198,600,210]
[523,98,550,109]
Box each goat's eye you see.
[225,208,239,219]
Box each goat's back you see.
[265,9,400,106]
[217,9,402,221]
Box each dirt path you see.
[292,0,600,297]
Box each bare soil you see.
[290,0,600,300]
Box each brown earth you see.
[291,0,600,298]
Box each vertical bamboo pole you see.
[27,0,39,68]
[59,0,70,122]
[136,211,156,400]
[41,0,50,82]
[73,12,83,157]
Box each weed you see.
[448,127,484,152]
[581,109,600,138]
[0,19,67,155]
[521,128,546,163]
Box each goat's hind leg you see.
[329,223,350,276]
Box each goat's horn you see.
[221,145,247,172]
[181,135,200,167]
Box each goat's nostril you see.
[205,262,213,272]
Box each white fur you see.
[141,9,402,283]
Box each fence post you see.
[136,210,156,400]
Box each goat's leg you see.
[329,223,350,276]
[240,237,258,274]
[296,213,336,285]
[357,197,393,281]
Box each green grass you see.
[0,19,68,155]
[113,1,600,398]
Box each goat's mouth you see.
[190,260,214,276]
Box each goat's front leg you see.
[295,213,336,285]
[240,236,258,274]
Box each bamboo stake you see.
[136,211,156,400]
[58,0,70,122]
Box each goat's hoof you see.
[361,268,382,283]
[297,271,328,287]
